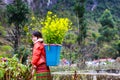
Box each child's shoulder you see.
[34,42,44,49]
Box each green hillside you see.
[0,0,120,59]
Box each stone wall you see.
[52,72,120,80]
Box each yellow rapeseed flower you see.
[41,11,72,44]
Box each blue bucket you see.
[44,44,62,66]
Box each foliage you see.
[99,9,115,28]
[64,32,77,45]
[6,0,29,25]
[96,9,119,59]
[0,22,13,57]
[86,0,120,22]
[42,11,72,44]
[98,44,117,58]
[24,13,42,31]
[0,45,13,57]
[99,9,117,41]
[23,13,42,44]
[98,27,117,42]
[0,23,6,36]
[6,0,30,52]
[61,32,78,63]
[0,45,12,51]
[112,40,120,58]
[17,45,31,64]
[0,55,31,80]
[98,9,117,43]
[73,0,88,64]
[74,0,87,45]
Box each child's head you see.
[32,31,42,38]
[32,31,42,42]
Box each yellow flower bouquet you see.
[41,11,72,44]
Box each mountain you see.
[1,0,120,20]
[0,0,120,59]
[86,0,120,21]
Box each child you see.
[31,31,52,80]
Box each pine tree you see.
[97,9,119,58]
[74,0,87,45]
[98,9,117,42]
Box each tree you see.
[6,0,30,53]
[99,9,115,28]
[98,9,117,43]
[74,0,87,45]
[97,9,119,58]
[74,0,87,69]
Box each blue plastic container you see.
[44,44,62,66]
